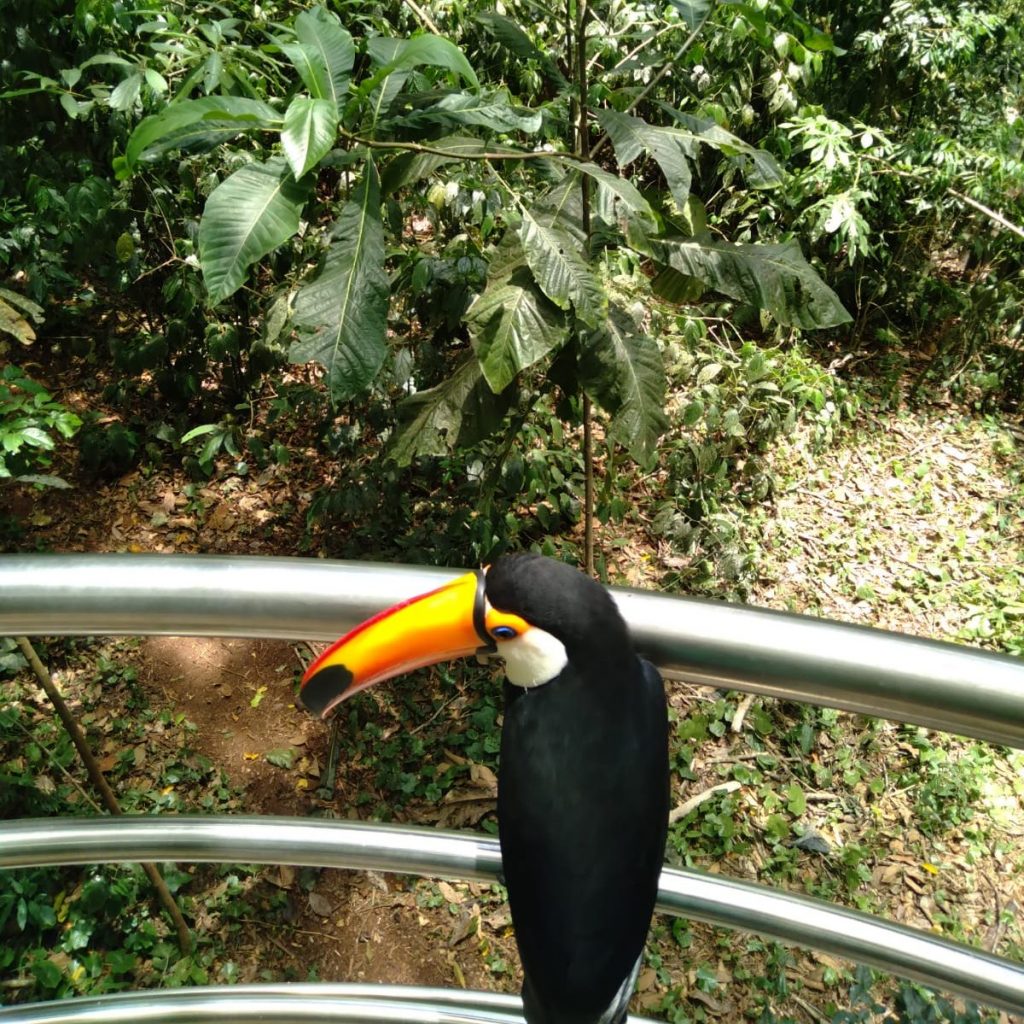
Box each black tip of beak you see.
[301,663,355,716]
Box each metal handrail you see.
[0,986,528,1024]
[2,556,1023,1013]
[2,816,1022,1015]
[1,554,1023,746]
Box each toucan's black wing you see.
[499,656,669,1024]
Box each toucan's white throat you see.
[497,626,568,689]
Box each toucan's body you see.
[301,555,669,1024]
[501,659,668,1024]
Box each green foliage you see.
[651,328,859,590]
[0,644,282,1001]
[830,967,987,1024]
[0,365,81,487]
[290,159,389,401]
[78,419,142,479]
[105,0,848,479]
[198,158,309,307]
[896,731,994,838]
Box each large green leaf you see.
[572,161,658,229]
[651,266,705,304]
[124,97,280,170]
[290,161,389,401]
[538,168,659,260]
[655,238,852,329]
[130,120,264,164]
[598,108,785,201]
[520,209,605,327]
[282,96,338,179]
[389,356,513,465]
[291,6,354,108]
[109,73,143,112]
[399,90,541,133]
[199,158,307,305]
[534,176,589,245]
[0,298,36,346]
[0,288,43,347]
[465,257,567,393]
[367,35,479,90]
[577,306,669,462]
[597,109,693,206]
[662,108,784,187]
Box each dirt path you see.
[129,633,517,993]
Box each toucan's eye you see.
[492,625,518,640]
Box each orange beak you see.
[300,570,494,718]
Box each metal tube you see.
[1,554,1022,746]
[1,817,1021,1014]
[0,989,526,1024]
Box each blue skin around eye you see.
[494,626,517,639]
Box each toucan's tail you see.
[520,955,641,1024]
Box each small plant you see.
[0,365,81,487]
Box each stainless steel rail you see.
[1,554,1023,746]
[2,817,1022,1015]
[0,985,527,1024]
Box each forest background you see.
[1,0,1023,1021]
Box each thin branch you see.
[863,155,1024,240]
[621,3,716,119]
[575,0,596,578]
[731,693,756,733]
[337,128,578,163]
[402,0,441,35]
[4,707,103,813]
[791,993,830,1024]
[583,395,595,576]
[16,637,193,955]
[946,187,1024,241]
[596,20,678,76]
[669,780,742,824]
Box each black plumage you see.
[486,555,669,1024]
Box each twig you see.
[596,20,677,76]
[337,128,573,163]
[402,0,441,35]
[410,689,464,734]
[791,992,830,1024]
[731,693,755,733]
[4,709,103,813]
[946,188,1024,241]
[294,641,319,671]
[980,870,1006,954]
[132,256,182,285]
[863,154,1024,240]
[669,780,741,824]
[16,637,193,955]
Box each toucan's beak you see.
[300,570,494,718]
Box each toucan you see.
[301,554,669,1024]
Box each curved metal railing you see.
[1,554,1022,1017]
[0,983,528,1023]
[1,554,1023,746]
[1,817,1023,1015]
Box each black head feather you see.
[485,554,633,671]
